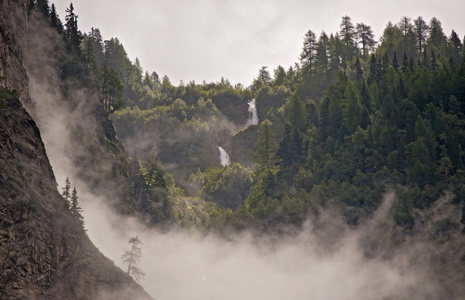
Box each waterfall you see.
[218,146,231,166]
[245,98,258,127]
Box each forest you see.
[29,1,465,236]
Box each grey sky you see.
[52,0,465,85]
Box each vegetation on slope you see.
[30,1,465,235]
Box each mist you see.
[21,11,449,300]
[56,182,437,300]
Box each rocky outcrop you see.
[0,0,31,107]
[0,90,152,299]
[0,2,153,299]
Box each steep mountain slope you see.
[0,1,152,299]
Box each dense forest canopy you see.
[29,1,465,234]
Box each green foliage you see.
[253,120,278,171]
[190,163,252,210]
[47,7,465,233]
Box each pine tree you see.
[414,16,428,57]
[258,66,271,83]
[427,17,446,53]
[447,30,463,65]
[64,3,82,55]
[254,120,277,171]
[300,29,317,74]
[286,94,307,131]
[101,62,124,115]
[315,31,330,75]
[397,16,417,59]
[70,187,84,227]
[36,0,50,19]
[62,177,71,207]
[50,4,63,34]
[122,236,145,282]
[356,22,376,57]
[339,16,357,65]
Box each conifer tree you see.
[101,62,124,115]
[315,31,330,75]
[62,177,71,207]
[356,22,376,57]
[286,94,307,131]
[50,4,63,34]
[70,187,84,227]
[122,236,145,282]
[414,16,428,57]
[36,0,50,19]
[254,120,277,171]
[64,3,82,55]
[427,17,446,52]
[300,29,317,74]
[447,30,463,64]
[398,16,417,59]
[258,66,272,83]
[339,16,357,64]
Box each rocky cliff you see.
[0,1,153,299]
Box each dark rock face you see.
[0,92,152,299]
[0,2,153,299]
[0,0,31,106]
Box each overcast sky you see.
[52,0,465,86]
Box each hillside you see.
[0,1,152,299]
[2,0,465,298]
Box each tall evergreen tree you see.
[122,236,145,282]
[89,27,105,66]
[315,31,330,75]
[62,177,71,207]
[300,29,317,74]
[286,94,307,131]
[50,4,63,34]
[427,17,446,53]
[254,120,277,171]
[414,16,428,57]
[258,66,272,83]
[447,30,463,64]
[101,62,125,115]
[70,187,84,227]
[356,22,376,57]
[328,34,344,77]
[36,0,50,19]
[397,16,417,59]
[339,16,357,65]
[379,21,401,59]
[64,3,82,55]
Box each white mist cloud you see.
[79,193,438,300]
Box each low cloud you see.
[82,192,439,300]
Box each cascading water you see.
[245,98,259,127]
[217,99,257,166]
[218,146,231,166]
